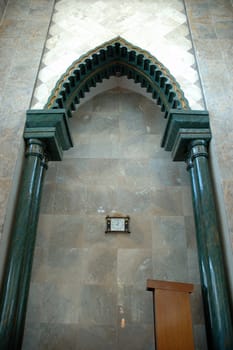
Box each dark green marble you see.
[0,108,73,348]
[187,140,233,350]
[0,140,47,350]
[25,109,73,161]
[162,111,233,348]
[161,109,211,160]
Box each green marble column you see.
[0,139,47,350]
[0,109,72,350]
[187,139,233,350]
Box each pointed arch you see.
[45,37,190,117]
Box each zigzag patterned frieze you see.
[46,38,190,117]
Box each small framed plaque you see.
[105,216,130,233]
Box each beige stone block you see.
[152,216,188,281]
[0,177,11,222]
[83,246,117,285]
[182,185,194,215]
[185,215,197,249]
[56,158,119,186]
[53,183,87,214]
[78,283,117,325]
[190,284,205,325]
[117,324,154,350]
[193,324,208,350]
[40,183,56,214]
[223,180,233,250]
[187,248,201,284]
[117,285,153,325]
[117,249,152,290]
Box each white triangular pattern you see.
[32,0,205,109]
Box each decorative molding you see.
[24,109,73,161]
[25,139,45,160]
[189,140,209,160]
[45,36,190,117]
[161,109,211,161]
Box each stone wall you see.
[23,89,207,349]
[0,0,7,21]
[0,0,205,267]
[32,0,204,111]
[0,0,55,281]
[0,0,232,348]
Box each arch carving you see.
[1,34,232,350]
[45,36,190,117]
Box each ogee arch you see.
[45,37,190,117]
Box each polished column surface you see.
[147,279,194,350]
[0,139,48,350]
[187,140,233,350]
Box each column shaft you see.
[187,140,233,350]
[0,139,47,350]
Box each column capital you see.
[24,109,73,161]
[186,140,208,171]
[189,139,208,159]
[161,109,211,161]
[25,139,46,160]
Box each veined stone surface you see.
[32,0,205,110]
[23,89,207,349]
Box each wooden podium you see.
[147,279,195,350]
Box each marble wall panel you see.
[118,286,153,325]
[152,216,188,281]
[37,213,153,250]
[83,246,117,285]
[2,0,232,348]
[185,215,197,249]
[117,324,154,350]
[24,90,206,348]
[79,284,117,324]
[193,325,208,350]
[117,249,152,290]
[22,324,41,350]
[37,323,79,350]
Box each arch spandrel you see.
[45,37,190,118]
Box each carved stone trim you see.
[24,109,73,161]
[45,37,190,117]
[161,110,211,161]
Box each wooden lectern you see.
[147,279,195,350]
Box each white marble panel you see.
[31,0,205,110]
